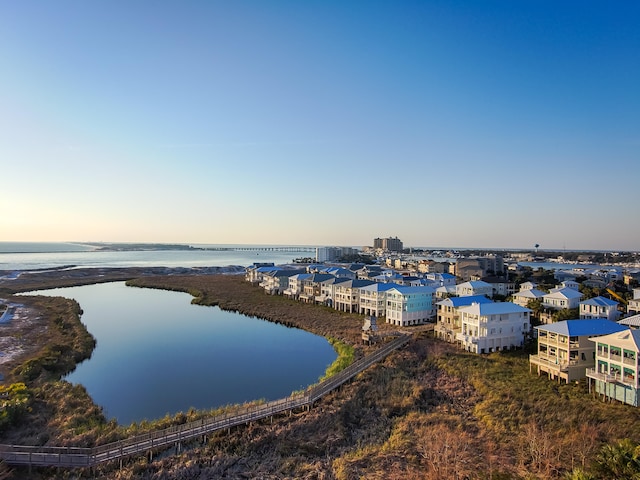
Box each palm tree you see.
[593,439,640,480]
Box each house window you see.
[598,360,608,373]
[610,364,622,379]
[624,367,635,383]
[597,343,608,356]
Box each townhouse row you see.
[245,264,436,327]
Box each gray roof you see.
[581,296,618,307]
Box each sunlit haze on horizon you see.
[1,2,638,251]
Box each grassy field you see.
[0,273,639,479]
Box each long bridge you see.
[0,334,410,469]
[204,246,316,252]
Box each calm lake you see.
[32,282,337,425]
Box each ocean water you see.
[0,242,315,270]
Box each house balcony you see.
[586,368,637,387]
[530,355,577,372]
[456,333,479,344]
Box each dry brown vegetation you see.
[1,273,639,479]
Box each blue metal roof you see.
[438,295,493,307]
[536,319,628,337]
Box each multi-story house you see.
[480,276,516,297]
[586,328,640,406]
[260,269,305,295]
[245,264,279,285]
[579,296,620,321]
[628,288,640,316]
[333,279,374,313]
[542,287,583,310]
[435,295,493,344]
[425,272,457,288]
[358,282,398,318]
[283,273,312,299]
[456,302,530,354]
[315,277,349,306]
[530,319,627,383]
[385,285,435,326]
[455,280,493,298]
[512,288,545,308]
[519,281,538,291]
[298,273,335,303]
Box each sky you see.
[1,1,638,251]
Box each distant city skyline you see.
[1,2,638,251]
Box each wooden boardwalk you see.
[0,334,410,468]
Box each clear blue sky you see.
[1,1,638,250]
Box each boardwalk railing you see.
[0,334,410,468]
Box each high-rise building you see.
[373,237,403,252]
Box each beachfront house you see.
[385,285,435,326]
[333,279,375,313]
[456,302,530,354]
[315,277,349,307]
[435,295,493,344]
[298,273,335,304]
[359,282,398,318]
[530,319,627,383]
[579,296,621,321]
[260,269,305,295]
[587,328,640,406]
[283,273,312,300]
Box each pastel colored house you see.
[385,285,435,326]
[435,295,493,344]
[579,296,620,321]
[587,328,640,406]
[456,302,530,354]
[530,319,627,383]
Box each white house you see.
[579,296,620,321]
[385,285,435,326]
[425,273,457,288]
[512,288,546,308]
[542,287,583,310]
[283,273,312,299]
[587,328,640,407]
[333,280,374,313]
[519,281,538,291]
[628,288,640,316]
[455,280,493,298]
[456,302,530,354]
[435,295,493,343]
[359,282,398,318]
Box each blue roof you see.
[360,282,398,292]
[388,285,435,294]
[536,319,628,337]
[438,295,493,307]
